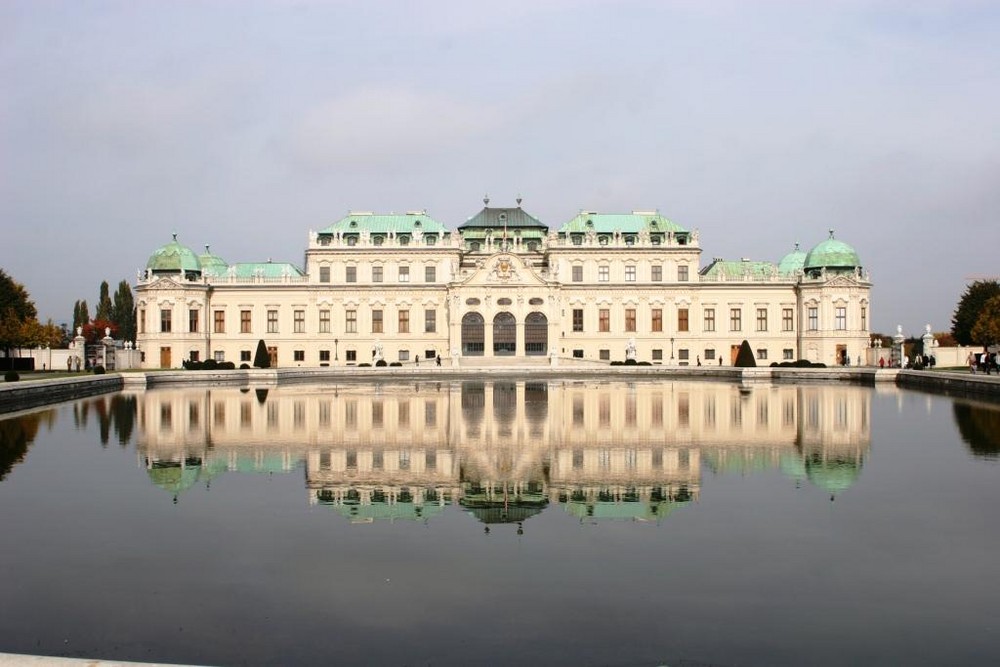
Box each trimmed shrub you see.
[239,363,250,369]
[734,340,756,368]
[358,363,371,367]
[610,361,623,366]
[375,360,388,367]
[253,339,270,369]
[4,370,20,382]
[639,361,652,366]
[219,361,236,370]
[389,362,402,367]
[93,365,106,375]
[202,358,219,370]
[624,358,638,365]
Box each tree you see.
[73,299,90,331]
[111,280,136,342]
[734,339,756,367]
[95,281,113,321]
[952,280,1000,345]
[970,295,1000,347]
[0,269,38,356]
[253,339,270,368]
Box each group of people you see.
[968,351,1000,375]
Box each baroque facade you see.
[135,200,872,368]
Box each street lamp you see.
[334,338,339,361]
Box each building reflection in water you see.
[132,380,871,522]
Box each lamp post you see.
[670,337,675,364]
[334,338,339,362]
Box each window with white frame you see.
[598,265,609,282]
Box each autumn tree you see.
[952,280,1000,345]
[970,295,1000,348]
[0,269,39,356]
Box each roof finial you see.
[483,193,490,206]
[794,241,800,251]
[172,232,178,242]
[205,244,210,253]
[516,193,522,207]
[829,229,835,239]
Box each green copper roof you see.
[225,261,305,278]
[804,231,861,271]
[804,456,863,493]
[319,211,448,235]
[777,243,807,275]
[700,259,779,280]
[146,234,201,273]
[559,211,687,235]
[147,460,201,495]
[459,205,548,231]
[198,245,228,275]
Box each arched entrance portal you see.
[462,312,484,356]
[493,312,516,356]
[525,312,548,355]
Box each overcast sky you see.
[2,0,997,335]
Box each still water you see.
[1,379,999,666]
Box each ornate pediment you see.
[144,276,185,291]
[458,253,548,287]
[823,274,862,288]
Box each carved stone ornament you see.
[492,256,518,282]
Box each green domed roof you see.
[777,243,807,275]
[804,231,861,272]
[198,245,228,277]
[147,234,202,274]
[804,457,862,493]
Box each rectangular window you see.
[704,308,715,332]
[214,350,224,362]
[319,309,330,333]
[835,307,847,330]
[189,309,199,333]
[319,350,330,362]
[861,306,867,331]
[425,265,436,283]
[399,266,409,282]
[625,308,636,332]
[345,266,357,283]
[652,308,662,332]
[572,309,584,332]
[372,265,383,283]
[240,350,251,362]
[651,265,662,282]
[267,309,278,334]
[139,309,146,334]
[756,308,768,332]
[783,348,794,360]
[599,309,610,333]
[293,350,305,362]
[346,350,357,362]
[598,265,609,282]
[678,308,689,332]
[573,349,584,358]
[678,349,689,361]
[294,310,305,333]
[808,307,818,331]
[572,265,583,282]
[160,309,172,333]
[319,266,330,283]
[625,265,636,282]
[240,310,251,334]
[678,265,689,282]
[730,308,742,331]
[213,310,225,333]
[782,308,794,332]
[705,348,716,360]
[757,349,768,360]
[599,349,610,361]
[346,310,357,333]
[398,350,410,362]
[424,309,436,333]
[398,309,409,333]
[652,349,663,361]
[371,309,383,333]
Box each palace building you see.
[135,199,872,368]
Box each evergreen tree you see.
[111,280,136,342]
[77,300,90,329]
[95,281,113,321]
[952,280,1000,345]
[734,339,757,367]
[253,339,270,368]
[0,269,38,356]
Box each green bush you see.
[734,340,756,368]
[610,361,623,366]
[358,363,371,367]
[93,365,106,375]
[202,358,218,370]
[389,361,402,367]
[219,361,236,370]
[375,360,388,367]
[624,358,638,365]
[4,370,20,382]
[253,339,270,369]
[239,363,250,369]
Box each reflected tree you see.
[953,402,1000,459]
[0,413,43,480]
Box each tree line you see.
[71,279,136,345]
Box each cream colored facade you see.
[135,205,872,368]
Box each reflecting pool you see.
[1,380,999,666]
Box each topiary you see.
[219,361,236,370]
[624,358,638,365]
[4,370,20,382]
[358,363,371,367]
[389,361,402,367]
[610,361,623,366]
[734,340,756,368]
[202,358,218,370]
[253,339,270,369]
[239,363,250,369]
[93,365,106,375]
[375,359,388,367]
